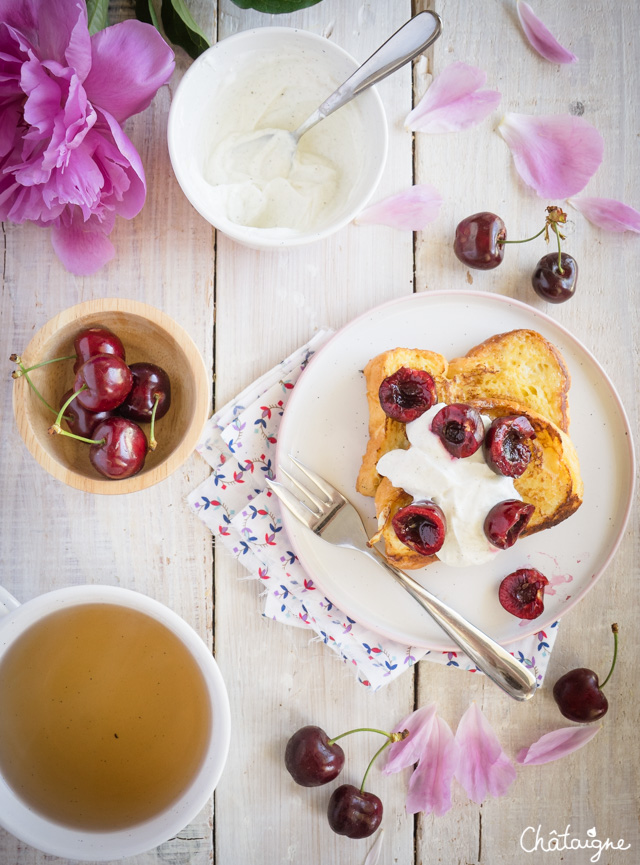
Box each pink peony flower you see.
[0,0,175,274]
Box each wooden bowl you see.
[12,299,210,494]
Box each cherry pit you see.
[11,325,171,480]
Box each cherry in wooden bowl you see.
[12,298,209,495]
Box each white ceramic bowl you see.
[168,27,388,250]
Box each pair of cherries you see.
[285,725,407,840]
[453,207,578,303]
[48,326,171,480]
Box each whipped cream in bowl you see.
[168,28,388,250]
[376,403,521,567]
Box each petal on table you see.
[568,196,640,232]
[517,725,601,765]
[383,703,438,773]
[405,61,501,133]
[405,714,459,816]
[50,208,115,275]
[356,185,442,230]
[499,112,604,198]
[517,1,577,64]
[84,20,175,123]
[454,702,516,803]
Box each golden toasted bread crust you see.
[358,331,582,569]
[447,329,571,431]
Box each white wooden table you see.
[1,1,638,863]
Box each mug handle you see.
[0,587,20,617]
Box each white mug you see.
[0,584,231,861]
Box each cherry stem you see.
[360,739,392,795]
[499,226,546,246]
[328,727,396,745]
[552,223,564,274]
[18,367,61,417]
[599,623,619,689]
[20,354,76,373]
[149,392,160,451]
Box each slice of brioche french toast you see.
[357,330,583,570]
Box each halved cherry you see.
[391,500,446,556]
[498,568,549,619]
[378,367,436,423]
[484,415,535,477]
[484,500,535,550]
[430,403,484,458]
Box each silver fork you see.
[266,456,537,702]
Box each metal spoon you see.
[287,10,443,146]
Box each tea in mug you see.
[0,603,212,830]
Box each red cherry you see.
[552,624,618,723]
[327,784,383,839]
[498,568,549,619]
[430,403,484,458]
[59,389,113,439]
[392,499,446,557]
[284,726,345,787]
[74,354,133,412]
[378,367,437,423]
[484,500,535,550]
[89,417,147,479]
[73,326,125,373]
[484,415,536,477]
[118,362,171,423]
[453,212,507,270]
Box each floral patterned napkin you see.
[187,331,559,691]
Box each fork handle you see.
[374,554,537,701]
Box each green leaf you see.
[161,0,211,60]
[85,0,109,34]
[230,0,323,11]
[135,0,159,29]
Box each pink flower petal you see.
[517,1,577,64]
[568,196,640,232]
[356,185,442,231]
[517,725,601,765]
[383,703,438,773]
[405,714,459,816]
[454,702,516,803]
[84,20,175,124]
[405,62,501,133]
[50,208,115,275]
[499,112,604,198]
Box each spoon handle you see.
[319,11,442,121]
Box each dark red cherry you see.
[284,726,345,787]
[327,784,383,839]
[552,669,608,723]
[552,623,618,723]
[453,212,507,270]
[484,415,535,477]
[532,252,578,303]
[392,500,446,556]
[431,403,484,458]
[378,367,437,423]
[73,326,125,373]
[498,568,549,619]
[118,362,171,423]
[59,389,113,439]
[484,500,535,550]
[74,354,133,412]
[89,417,147,480]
